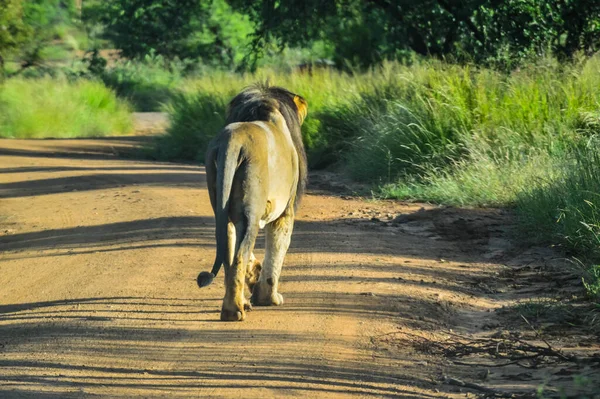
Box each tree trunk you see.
[0,53,5,82]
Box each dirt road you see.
[1,137,598,398]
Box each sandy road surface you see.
[0,137,598,398]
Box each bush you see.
[153,92,227,161]
[0,77,133,138]
[101,54,188,112]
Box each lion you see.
[197,83,308,321]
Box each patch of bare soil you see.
[133,112,169,135]
[0,138,598,398]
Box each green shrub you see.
[101,54,188,111]
[153,92,227,161]
[0,78,132,138]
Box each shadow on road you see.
[0,172,205,198]
[0,137,155,160]
[0,295,442,398]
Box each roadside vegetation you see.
[0,78,132,138]
[155,58,600,302]
[0,0,599,305]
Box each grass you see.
[153,92,228,161]
[501,297,600,335]
[156,56,600,300]
[380,153,561,207]
[517,144,600,255]
[0,78,133,139]
[515,144,600,299]
[152,66,369,162]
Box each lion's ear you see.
[293,95,308,125]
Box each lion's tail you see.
[197,140,241,288]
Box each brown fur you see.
[198,83,308,321]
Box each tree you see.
[229,0,484,67]
[84,0,255,67]
[229,0,600,68]
[191,0,254,68]
[1,1,78,76]
[84,0,208,59]
[19,0,77,69]
[0,0,31,76]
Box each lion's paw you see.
[251,282,284,306]
[220,308,245,322]
[271,292,284,306]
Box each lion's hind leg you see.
[226,222,253,312]
[251,207,294,306]
[221,171,265,321]
[221,216,260,321]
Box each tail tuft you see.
[197,272,215,288]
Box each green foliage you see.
[5,0,600,74]
[583,265,600,299]
[232,0,600,69]
[0,78,132,138]
[14,58,92,80]
[100,53,188,111]
[0,0,87,77]
[158,57,600,185]
[19,0,77,66]
[154,92,227,161]
[0,0,31,74]
[83,0,253,68]
[85,49,107,76]
[382,153,560,207]
[192,0,254,68]
[318,58,599,188]
[84,0,206,59]
[517,142,600,260]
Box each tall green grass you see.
[153,67,370,162]
[516,143,600,299]
[517,143,600,255]
[158,57,600,299]
[154,92,227,161]
[160,57,600,175]
[0,78,133,138]
[381,152,561,207]
[345,59,600,184]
